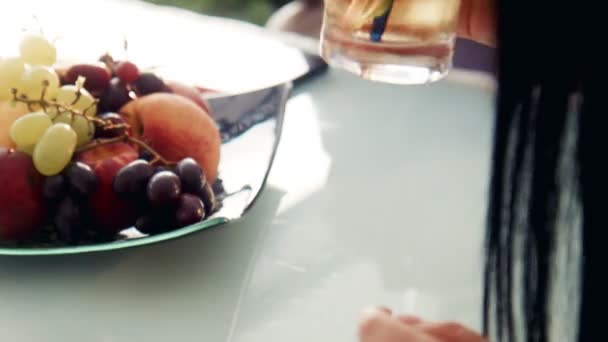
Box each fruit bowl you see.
[0,35,292,255]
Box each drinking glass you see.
[320,0,461,84]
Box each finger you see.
[396,314,423,325]
[359,308,438,342]
[377,306,393,315]
[422,321,488,342]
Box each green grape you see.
[0,57,25,81]
[44,105,60,119]
[9,111,53,149]
[19,35,57,66]
[56,85,98,116]
[0,57,25,101]
[72,116,95,146]
[33,123,77,176]
[53,111,95,146]
[52,111,71,125]
[20,65,60,101]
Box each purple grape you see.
[175,194,205,227]
[132,73,170,95]
[153,166,167,174]
[65,162,98,198]
[146,171,181,207]
[100,78,130,112]
[43,174,67,201]
[55,197,81,240]
[65,64,111,96]
[113,160,154,199]
[135,211,174,235]
[96,112,127,138]
[134,215,157,235]
[175,158,206,194]
[196,182,216,216]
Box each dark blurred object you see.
[269,0,293,6]
[453,38,496,74]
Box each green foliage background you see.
[143,0,292,25]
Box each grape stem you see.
[128,136,176,167]
[75,135,176,167]
[75,136,125,153]
[10,87,176,167]
[10,89,104,125]
[99,53,115,73]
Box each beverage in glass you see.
[320,0,461,84]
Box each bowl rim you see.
[0,217,229,256]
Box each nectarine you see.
[120,93,221,183]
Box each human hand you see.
[358,307,488,342]
[457,0,496,46]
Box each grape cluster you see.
[2,35,108,176]
[3,36,175,179]
[8,81,99,176]
[113,157,214,234]
[42,162,98,241]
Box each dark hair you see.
[483,0,604,341]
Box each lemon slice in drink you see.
[398,0,460,29]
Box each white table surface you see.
[0,1,496,341]
[0,68,495,341]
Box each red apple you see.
[0,148,46,240]
[120,93,221,183]
[167,81,212,113]
[76,143,139,235]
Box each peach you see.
[76,143,139,235]
[0,148,46,240]
[0,101,29,148]
[120,93,221,183]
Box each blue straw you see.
[370,0,394,42]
